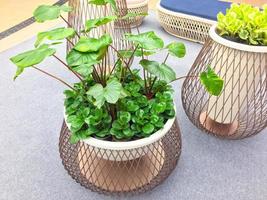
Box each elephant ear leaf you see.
[35,27,75,47]
[33,5,72,22]
[200,66,224,96]
[125,31,164,50]
[10,44,56,80]
[87,78,122,108]
[139,59,176,83]
[166,42,186,58]
[84,16,117,32]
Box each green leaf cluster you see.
[217,3,267,45]
[9,2,225,145]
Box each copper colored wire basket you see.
[182,35,267,139]
[59,120,181,195]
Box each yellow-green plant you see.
[217,3,267,45]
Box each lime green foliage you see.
[33,5,72,22]
[10,2,224,144]
[35,27,75,47]
[200,67,224,96]
[10,44,56,80]
[217,3,267,45]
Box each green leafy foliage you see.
[87,78,124,108]
[9,2,224,145]
[200,67,224,96]
[217,3,267,45]
[84,16,117,32]
[10,44,56,79]
[74,34,112,52]
[35,27,75,47]
[125,31,164,50]
[166,42,186,58]
[33,5,72,22]
[140,59,176,83]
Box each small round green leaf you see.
[200,66,224,96]
[166,42,186,58]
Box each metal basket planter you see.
[59,117,181,195]
[182,25,267,139]
[67,0,132,69]
[126,0,148,28]
[157,2,214,44]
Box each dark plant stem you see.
[60,15,80,38]
[32,65,75,90]
[149,77,157,93]
[110,45,135,77]
[163,53,169,64]
[66,38,75,47]
[110,59,121,75]
[109,104,117,121]
[52,54,83,81]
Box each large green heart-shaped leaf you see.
[10,44,56,80]
[118,49,155,58]
[74,34,112,52]
[87,78,122,108]
[33,5,72,23]
[140,59,176,83]
[35,27,75,47]
[88,0,117,12]
[200,67,224,96]
[66,49,101,77]
[125,31,164,50]
[85,16,117,32]
[166,42,186,58]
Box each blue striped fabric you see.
[160,0,231,21]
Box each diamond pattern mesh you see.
[182,38,267,139]
[59,120,181,195]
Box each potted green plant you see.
[182,3,267,139]
[10,0,223,194]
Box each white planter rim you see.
[209,24,267,53]
[64,106,176,151]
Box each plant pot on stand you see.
[59,112,181,195]
[182,24,267,139]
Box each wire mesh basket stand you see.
[67,0,132,70]
[181,25,267,139]
[59,120,181,195]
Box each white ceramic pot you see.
[64,107,176,161]
[207,25,267,124]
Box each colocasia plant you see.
[217,3,267,45]
[10,1,224,144]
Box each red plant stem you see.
[52,54,83,81]
[32,66,75,90]
[60,15,80,38]
[66,38,75,47]
[110,45,135,77]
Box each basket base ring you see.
[199,112,239,138]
